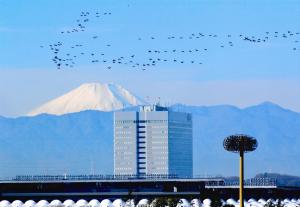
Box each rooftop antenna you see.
[90,159,95,175]
[145,96,150,105]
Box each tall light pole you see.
[223,134,258,207]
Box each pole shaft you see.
[240,151,244,207]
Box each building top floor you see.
[139,105,168,112]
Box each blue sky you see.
[0,0,300,117]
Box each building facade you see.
[114,105,193,178]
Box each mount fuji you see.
[0,83,299,178]
[28,83,146,116]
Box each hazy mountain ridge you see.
[0,111,113,176]
[171,102,300,176]
[0,102,299,178]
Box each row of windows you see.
[116,167,134,170]
[115,136,135,139]
[115,131,135,134]
[136,152,166,157]
[169,126,192,130]
[115,150,135,153]
[115,120,191,126]
[168,134,192,138]
[138,172,146,174]
[149,146,168,149]
[148,154,167,159]
[114,141,135,144]
[138,136,167,139]
[169,127,192,130]
[116,127,190,133]
[115,152,135,155]
[169,120,192,124]
[115,120,135,124]
[115,139,168,143]
[149,167,168,170]
[115,145,136,149]
[115,120,168,124]
[146,130,168,133]
[115,161,134,165]
[137,120,168,123]
[148,126,168,129]
[147,141,167,144]
[115,126,135,129]
[115,145,136,148]
[115,147,135,150]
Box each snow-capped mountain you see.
[28,83,145,116]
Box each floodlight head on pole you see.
[223,134,258,207]
[223,134,258,153]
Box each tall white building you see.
[114,105,193,178]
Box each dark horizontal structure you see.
[205,185,300,199]
[0,176,299,201]
[0,178,210,201]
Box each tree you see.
[167,198,179,207]
[264,201,284,207]
[152,197,167,207]
[210,198,222,207]
[223,205,235,207]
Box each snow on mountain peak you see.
[28,82,145,116]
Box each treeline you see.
[255,173,300,187]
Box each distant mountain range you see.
[0,83,299,178]
[171,102,300,177]
[0,104,299,178]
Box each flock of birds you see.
[40,10,300,70]
[1,198,300,207]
